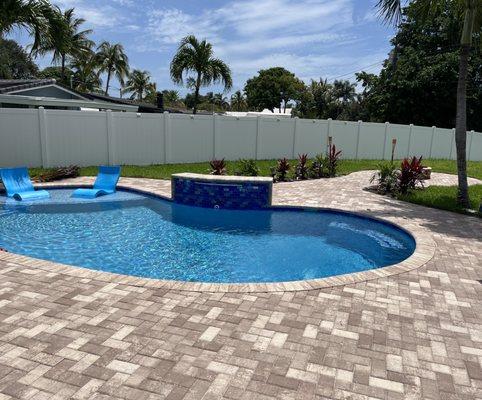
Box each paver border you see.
[0,181,436,293]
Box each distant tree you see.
[70,54,102,92]
[162,90,183,106]
[122,69,155,101]
[37,65,73,86]
[95,41,129,95]
[32,7,94,81]
[170,35,232,114]
[376,0,482,209]
[231,90,247,111]
[244,67,305,112]
[0,38,38,79]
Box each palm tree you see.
[162,90,181,105]
[95,41,129,95]
[332,80,356,103]
[122,69,154,101]
[70,53,102,92]
[376,0,481,207]
[231,90,247,111]
[170,35,232,114]
[33,7,94,82]
[0,0,56,49]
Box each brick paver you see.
[0,171,481,399]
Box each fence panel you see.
[216,116,257,160]
[330,120,358,159]
[294,119,328,156]
[169,114,213,163]
[0,109,42,167]
[357,122,386,159]
[113,113,165,165]
[257,118,294,159]
[431,128,454,159]
[409,125,433,158]
[46,110,108,167]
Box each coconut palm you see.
[70,53,102,92]
[122,69,155,101]
[0,0,56,49]
[231,90,247,111]
[376,0,481,207]
[170,35,232,114]
[95,41,129,95]
[162,90,181,105]
[33,7,94,82]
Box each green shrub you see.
[236,159,259,176]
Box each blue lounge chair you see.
[72,166,121,198]
[0,167,50,201]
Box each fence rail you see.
[1,107,481,168]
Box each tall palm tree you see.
[376,0,481,207]
[70,53,102,93]
[33,7,94,82]
[231,90,247,111]
[170,35,232,114]
[0,0,56,49]
[96,41,129,95]
[122,69,154,101]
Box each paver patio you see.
[0,171,481,399]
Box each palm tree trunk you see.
[61,55,66,83]
[455,43,470,208]
[193,72,201,114]
[105,70,112,95]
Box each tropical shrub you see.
[236,159,259,176]
[327,144,342,177]
[209,158,226,175]
[370,161,398,194]
[295,153,309,180]
[398,156,424,194]
[272,158,291,182]
[310,153,326,178]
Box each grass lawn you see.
[30,159,482,180]
[398,185,482,215]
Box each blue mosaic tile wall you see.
[172,178,271,209]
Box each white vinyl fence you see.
[1,107,481,168]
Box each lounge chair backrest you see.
[93,166,121,191]
[0,167,35,197]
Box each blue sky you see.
[10,0,395,96]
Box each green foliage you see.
[37,65,73,86]
[231,90,247,111]
[295,153,309,180]
[209,158,227,175]
[170,35,232,114]
[327,144,342,177]
[95,41,130,95]
[370,161,398,194]
[360,1,482,130]
[272,158,291,182]
[309,154,326,178]
[122,69,155,101]
[0,38,38,79]
[69,54,102,92]
[244,67,304,112]
[235,159,259,176]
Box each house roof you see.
[0,79,57,94]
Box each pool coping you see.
[0,181,436,293]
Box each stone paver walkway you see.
[0,172,481,399]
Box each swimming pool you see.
[0,189,415,283]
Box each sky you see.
[9,0,395,96]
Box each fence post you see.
[212,114,218,160]
[38,107,49,168]
[355,120,362,159]
[382,122,389,160]
[255,116,261,160]
[407,123,413,157]
[106,110,114,165]
[292,117,298,158]
[429,126,436,159]
[163,112,171,164]
[467,130,474,161]
[450,128,455,159]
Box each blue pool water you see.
[0,189,415,283]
